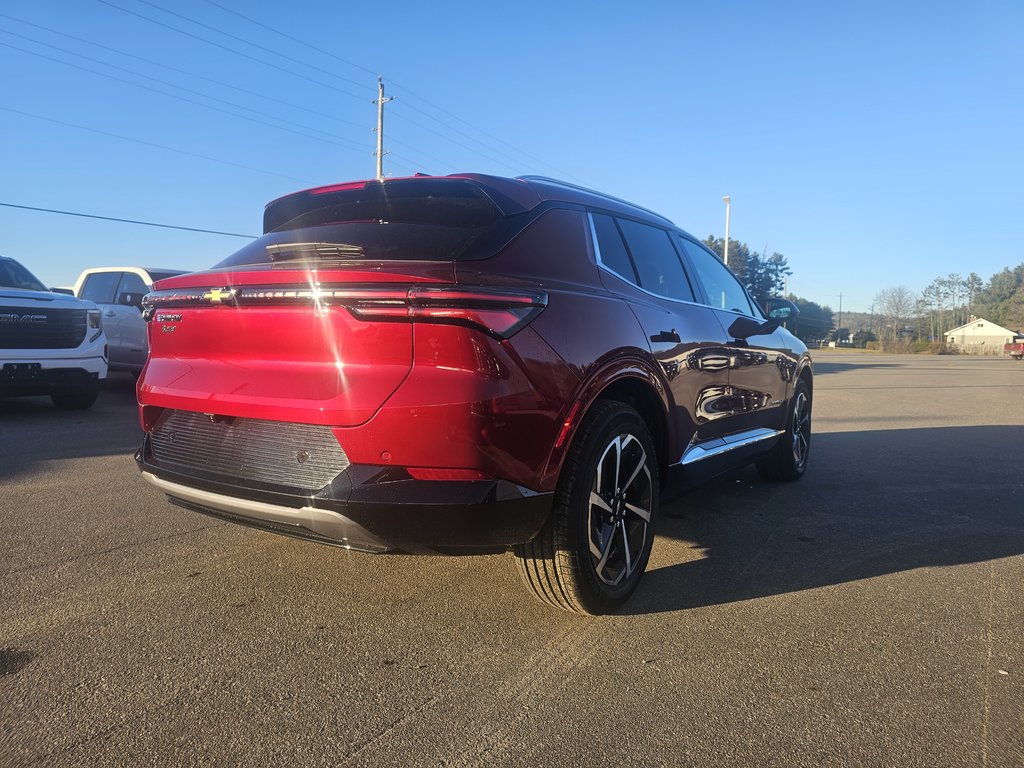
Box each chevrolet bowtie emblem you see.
[203,287,235,304]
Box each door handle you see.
[650,329,681,344]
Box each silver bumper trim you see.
[141,471,391,552]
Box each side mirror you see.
[728,315,780,340]
[118,291,144,310]
[764,297,800,321]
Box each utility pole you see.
[722,196,731,266]
[373,77,394,181]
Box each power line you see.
[0,203,257,238]
[0,40,372,154]
[387,105,523,175]
[0,12,363,128]
[0,28,369,144]
[0,18,451,175]
[89,0,455,173]
[201,0,377,78]
[0,107,311,183]
[133,0,372,93]
[194,0,579,180]
[389,91,581,181]
[95,0,368,102]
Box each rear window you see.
[216,223,493,268]
[217,179,509,268]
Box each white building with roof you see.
[944,317,1022,354]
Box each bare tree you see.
[875,286,917,350]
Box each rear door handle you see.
[650,330,681,344]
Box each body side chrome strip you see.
[678,427,785,466]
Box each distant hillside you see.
[833,310,875,333]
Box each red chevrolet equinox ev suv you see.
[136,174,812,614]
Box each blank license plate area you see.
[2,363,42,380]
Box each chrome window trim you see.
[587,212,707,311]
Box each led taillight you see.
[345,286,547,339]
[143,284,548,339]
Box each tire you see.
[50,382,100,411]
[514,400,659,614]
[756,378,811,482]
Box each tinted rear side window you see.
[80,272,121,303]
[590,213,637,283]
[617,219,695,303]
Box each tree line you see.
[701,236,791,308]
[873,265,1024,350]
[698,233,1024,351]
[702,236,836,343]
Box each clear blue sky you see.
[1,0,1021,312]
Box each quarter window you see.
[678,238,755,316]
[618,219,695,303]
[590,213,637,283]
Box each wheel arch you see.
[540,359,674,490]
[797,355,814,399]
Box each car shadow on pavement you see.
[0,374,142,482]
[809,360,903,375]
[622,425,1024,615]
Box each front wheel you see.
[756,379,811,482]
[515,401,658,614]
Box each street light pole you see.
[838,293,843,345]
[722,196,731,266]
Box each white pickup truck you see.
[73,266,185,375]
[1,256,107,410]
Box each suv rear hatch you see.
[140,177,545,427]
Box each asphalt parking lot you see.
[1,352,1022,767]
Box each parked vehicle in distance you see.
[1,255,107,410]
[73,266,186,375]
[135,174,813,614]
[1004,342,1024,360]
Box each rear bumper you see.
[136,440,552,554]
